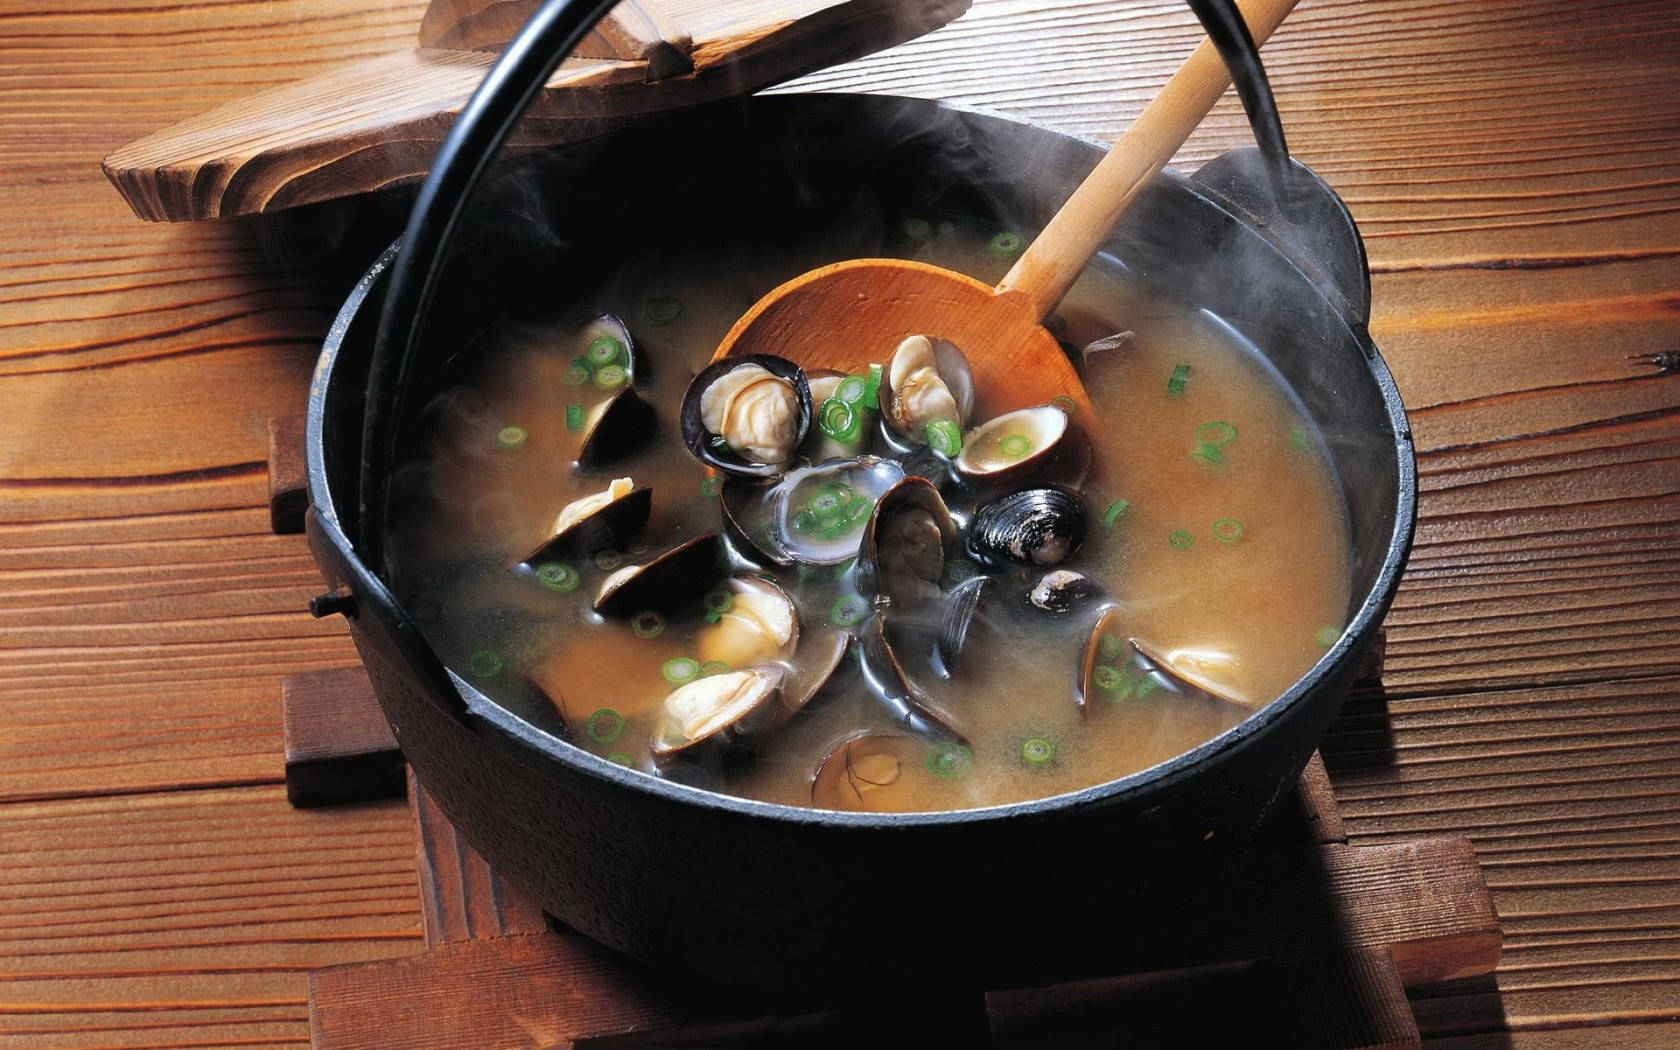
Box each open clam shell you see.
[932,575,990,679]
[719,477,793,567]
[650,665,787,758]
[522,481,652,564]
[881,335,975,443]
[1077,614,1252,718]
[576,386,656,469]
[772,456,905,566]
[696,573,800,670]
[680,354,812,479]
[954,405,1090,488]
[591,533,722,617]
[572,313,642,390]
[857,613,966,743]
[809,731,923,812]
[782,628,853,713]
[857,476,956,607]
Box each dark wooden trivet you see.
[272,418,1496,1048]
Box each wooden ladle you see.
[713,0,1298,428]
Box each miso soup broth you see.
[387,216,1351,813]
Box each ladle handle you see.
[995,0,1300,321]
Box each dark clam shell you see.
[857,476,956,607]
[680,355,812,479]
[966,486,1087,568]
[591,533,722,617]
[1076,606,1125,718]
[857,613,966,743]
[576,313,643,388]
[522,485,652,564]
[1028,569,1099,614]
[932,575,990,679]
[650,665,787,759]
[576,387,657,469]
[782,629,853,713]
[719,478,793,567]
[954,405,1090,489]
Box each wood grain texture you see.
[407,770,547,947]
[101,0,969,221]
[281,666,404,806]
[266,413,307,534]
[2,0,1677,1045]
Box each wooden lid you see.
[102,0,970,223]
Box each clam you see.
[591,533,722,617]
[1076,615,1252,718]
[681,355,812,479]
[858,476,956,607]
[931,575,990,679]
[650,666,786,758]
[773,456,905,565]
[857,613,966,742]
[697,574,799,670]
[576,386,656,469]
[571,313,642,390]
[967,486,1087,568]
[954,405,1090,488]
[719,478,792,567]
[810,732,923,812]
[782,629,853,713]
[522,477,651,563]
[1028,569,1098,614]
[881,335,975,443]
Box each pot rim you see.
[307,91,1417,831]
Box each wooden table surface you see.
[2,0,1677,1046]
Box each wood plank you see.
[267,414,308,535]
[281,666,404,807]
[408,770,547,946]
[0,785,419,1049]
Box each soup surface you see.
[387,216,1351,812]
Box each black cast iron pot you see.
[301,3,1414,998]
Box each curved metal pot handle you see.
[355,0,1295,572]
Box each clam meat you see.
[681,355,812,478]
[697,574,799,669]
[882,335,975,442]
[651,666,786,757]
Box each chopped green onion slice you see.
[863,363,884,410]
[925,419,962,457]
[989,230,1024,257]
[565,404,584,432]
[997,433,1033,459]
[924,742,973,778]
[818,397,861,442]
[901,217,932,240]
[645,295,682,324]
[594,364,628,389]
[631,611,665,638]
[791,508,817,534]
[703,586,734,615]
[495,425,527,450]
[1092,665,1125,692]
[586,335,624,367]
[1102,499,1130,528]
[661,657,700,684]
[1290,426,1310,451]
[594,549,622,571]
[1019,736,1057,769]
[467,650,503,680]
[535,562,579,592]
[565,358,592,386]
[829,593,868,627]
[843,496,870,523]
[699,660,730,677]
[1211,518,1245,543]
[705,610,722,624]
[1191,444,1226,466]
[835,375,869,406]
[1167,363,1192,397]
[1315,625,1341,648]
[606,751,634,767]
[587,708,625,744]
[1050,395,1077,414]
[1168,529,1193,550]
[814,516,857,540]
[1196,421,1237,447]
[1099,634,1124,662]
[699,475,723,499]
[1135,675,1160,698]
[809,482,853,520]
